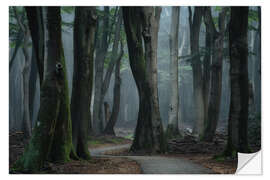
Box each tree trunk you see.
[71,7,96,160]
[203,7,228,141]
[29,50,38,127]
[167,7,180,138]
[15,7,73,172]
[188,7,204,137]
[202,17,212,133]
[123,7,166,153]
[13,7,32,139]
[224,7,249,156]
[103,44,124,135]
[25,7,45,84]
[103,102,111,125]
[92,7,110,135]
[21,28,32,139]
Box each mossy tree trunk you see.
[71,7,97,160]
[123,7,166,153]
[15,7,73,172]
[188,7,204,138]
[202,7,228,142]
[167,7,181,138]
[224,7,249,156]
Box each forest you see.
[9,6,261,174]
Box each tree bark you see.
[21,29,32,139]
[224,7,249,156]
[29,49,38,126]
[15,7,73,172]
[123,7,166,153]
[188,7,204,137]
[167,7,180,138]
[71,7,96,160]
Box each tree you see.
[167,7,181,138]
[188,7,204,137]
[202,7,229,142]
[15,7,73,172]
[92,7,110,134]
[103,40,124,135]
[71,7,97,160]
[25,7,44,84]
[13,7,32,139]
[123,7,166,153]
[224,7,250,157]
[103,42,124,135]
[25,7,45,127]
[93,7,123,135]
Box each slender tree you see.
[188,7,204,137]
[93,7,123,135]
[92,7,110,134]
[13,7,32,139]
[71,7,97,160]
[25,7,44,84]
[224,7,250,156]
[123,7,166,153]
[103,40,124,135]
[167,7,181,138]
[202,7,228,142]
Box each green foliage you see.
[248,8,259,31]
[9,7,26,42]
[61,6,74,14]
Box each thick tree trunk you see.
[254,7,261,114]
[92,7,110,135]
[203,7,227,141]
[167,7,180,138]
[123,7,166,153]
[15,7,73,172]
[71,7,96,160]
[225,7,249,156]
[188,7,204,137]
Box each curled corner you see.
[236,150,262,175]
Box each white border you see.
[1,0,269,179]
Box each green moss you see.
[124,134,134,140]
[48,45,73,163]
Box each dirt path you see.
[89,144,214,174]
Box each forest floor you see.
[9,128,260,174]
[9,132,141,174]
[104,130,238,174]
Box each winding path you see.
[89,144,214,174]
